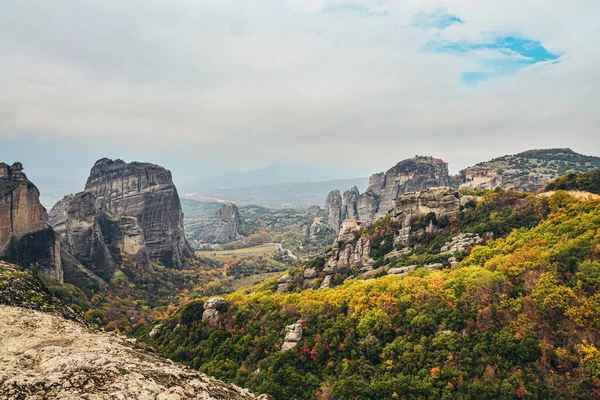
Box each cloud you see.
[411,8,463,29]
[0,0,598,181]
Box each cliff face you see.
[49,158,194,283]
[209,203,243,243]
[458,148,600,192]
[324,190,343,232]
[325,156,450,230]
[0,163,62,282]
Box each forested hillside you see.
[137,190,600,399]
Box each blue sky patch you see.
[425,36,561,84]
[411,8,463,29]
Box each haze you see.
[1,0,598,188]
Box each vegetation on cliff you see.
[136,190,600,399]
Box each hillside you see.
[0,261,263,399]
[137,189,600,399]
[460,149,600,192]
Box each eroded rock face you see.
[208,203,243,243]
[49,158,194,284]
[0,305,258,400]
[202,297,226,321]
[325,156,450,230]
[391,187,463,223]
[369,156,450,219]
[281,322,302,351]
[324,190,342,232]
[0,162,62,282]
[392,187,465,247]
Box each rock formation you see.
[49,158,194,284]
[0,261,260,400]
[202,297,226,321]
[325,156,450,231]
[0,162,62,282]
[281,321,302,351]
[391,187,466,246]
[457,149,600,192]
[324,190,343,232]
[208,203,243,243]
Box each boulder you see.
[277,273,293,284]
[319,275,332,289]
[303,268,316,279]
[149,324,163,338]
[205,297,226,310]
[202,309,219,321]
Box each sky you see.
[0,0,599,186]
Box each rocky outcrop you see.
[208,203,243,243]
[457,149,600,192]
[324,190,343,232]
[281,321,302,351]
[49,158,194,284]
[392,187,465,246]
[0,261,261,399]
[440,233,483,254]
[367,156,450,219]
[325,156,450,230]
[0,306,259,399]
[0,162,62,282]
[202,297,226,321]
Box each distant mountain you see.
[458,148,600,192]
[197,162,362,189]
[185,177,369,209]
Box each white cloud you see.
[0,0,598,177]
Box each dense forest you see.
[132,188,600,399]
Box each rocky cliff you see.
[458,148,600,192]
[0,261,263,400]
[49,158,194,284]
[325,156,450,230]
[207,203,243,243]
[0,162,62,282]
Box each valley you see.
[2,149,600,399]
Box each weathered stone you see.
[0,162,62,282]
[425,263,444,271]
[441,233,482,254]
[324,190,343,232]
[361,266,387,279]
[207,203,243,243]
[49,158,194,285]
[0,305,256,399]
[319,275,332,289]
[277,274,293,284]
[149,324,163,338]
[202,309,219,321]
[204,297,226,310]
[284,323,303,342]
[276,283,289,293]
[388,265,417,275]
[303,268,316,279]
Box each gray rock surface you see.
[0,305,258,399]
[0,162,62,282]
[324,190,343,232]
[208,203,243,243]
[324,156,450,229]
[281,322,303,351]
[49,158,194,285]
